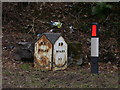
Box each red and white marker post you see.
[91,22,99,74]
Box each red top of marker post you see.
[91,22,99,37]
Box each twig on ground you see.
[28,18,36,35]
[101,14,111,25]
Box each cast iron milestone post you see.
[91,22,99,74]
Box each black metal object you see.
[91,57,99,74]
[91,22,99,74]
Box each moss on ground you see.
[68,42,82,59]
[21,64,30,70]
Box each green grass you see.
[21,64,30,70]
[3,71,11,75]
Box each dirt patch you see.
[2,58,118,88]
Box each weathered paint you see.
[34,34,68,71]
[53,36,67,71]
[34,35,52,70]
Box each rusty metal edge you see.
[53,61,67,68]
[34,59,51,68]
[51,44,54,71]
